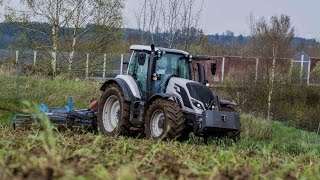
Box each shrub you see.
[216,83,320,132]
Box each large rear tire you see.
[145,99,186,140]
[98,84,131,136]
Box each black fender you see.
[219,99,237,106]
[219,99,238,112]
[100,78,136,102]
[146,93,181,107]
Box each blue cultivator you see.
[12,97,98,131]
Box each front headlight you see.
[191,99,204,110]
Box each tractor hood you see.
[186,82,216,109]
[166,77,218,113]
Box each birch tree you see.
[251,15,294,120]
[5,0,124,76]
[24,0,71,77]
[180,0,204,51]
[66,0,86,74]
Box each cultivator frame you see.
[12,97,98,131]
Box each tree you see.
[133,0,204,49]
[180,0,204,51]
[251,14,294,120]
[4,0,124,77]
[4,0,71,77]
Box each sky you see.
[0,0,319,40]
[124,0,320,40]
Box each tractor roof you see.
[130,45,189,56]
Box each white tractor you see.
[97,45,240,142]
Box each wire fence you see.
[0,49,131,79]
[0,49,320,85]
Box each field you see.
[0,75,320,179]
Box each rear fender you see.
[100,78,135,102]
[219,99,238,112]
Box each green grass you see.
[0,75,100,124]
[0,75,320,179]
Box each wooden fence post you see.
[86,53,89,79]
[120,54,124,75]
[300,54,304,84]
[34,51,37,66]
[307,58,311,86]
[221,57,225,82]
[16,50,19,63]
[103,54,106,78]
[255,58,259,82]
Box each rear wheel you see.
[145,99,186,140]
[98,84,131,136]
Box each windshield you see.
[155,53,191,80]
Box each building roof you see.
[130,45,189,56]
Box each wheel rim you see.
[150,109,165,137]
[102,95,120,132]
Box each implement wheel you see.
[145,99,186,140]
[98,83,131,136]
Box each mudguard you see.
[100,78,135,102]
[219,99,237,106]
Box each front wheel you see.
[145,99,186,140]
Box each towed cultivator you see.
[13,97,98,131]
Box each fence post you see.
[300,54,304,84]
[120,54,124,75]
[221,57,225,82]
[307,58,311,86]
[86,53,89,79]
[16,50,19,63]
[289,59,294,83]
[255,58,259,82]
[103,54,106,78]
[33,51,37,66]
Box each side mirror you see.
[211,63,216,75]
[137,53,146,66]
[197,63,207,85]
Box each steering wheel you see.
[160,74,175,93]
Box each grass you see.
[0,74,320,179]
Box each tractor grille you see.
[186,82,216,110]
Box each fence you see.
[194,52,320,86]
[0,49,131,79]
[1,49,320,85]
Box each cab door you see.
[128,51,150,99]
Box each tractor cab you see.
[127,45,192,99]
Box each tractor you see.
[97,45,240,141]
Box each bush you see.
[216,83,320,132]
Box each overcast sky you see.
[0,0,319,40]
[124,0,320,40]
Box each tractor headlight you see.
[191,99,204,110]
